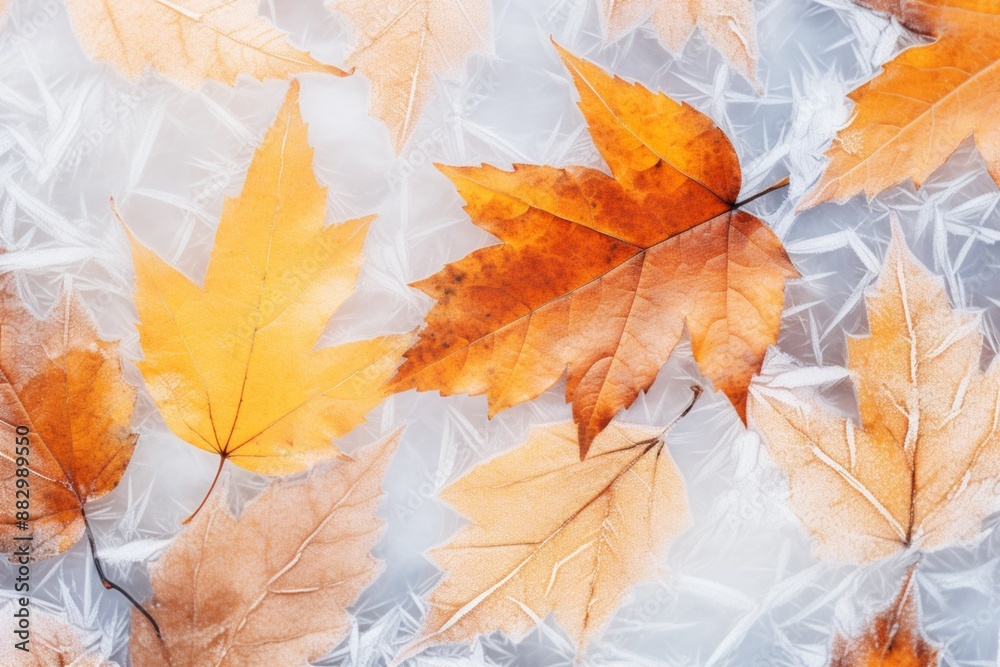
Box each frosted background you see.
[2,0,1000,665]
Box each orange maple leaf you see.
[830,566,940,667]
[393,43,796,457]
[802,0,1000,207]
[0,277,137,561]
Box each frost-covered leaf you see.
[750,222,1000,563]
[398,418,692,660]
[129,430,400,667]
[333,0,493,151]
[65,0,348,88]
[0,277,137,560]
[598,0,759,86]
[802,0,1000,206]
[0,604,116,666]
[830,568,940,666]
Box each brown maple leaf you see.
[392,43,796,457]
[0,276,137,561]
[749,222,1000,563]
[397,390,698,662]
[598,0,759,87]
[332,0,492,151]
[0,604,116,666]
[801,0,1000,207]
[830,566,940,667]
[64,0,348,88]
[129,429,400,667]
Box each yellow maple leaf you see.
[749,222,1000,563]
[65,0,348,88]
[598,0,759,87]
[332,0,492,152]
[801,0,1000,207]
[397,391,698,662]
[120,81,407,514]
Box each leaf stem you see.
[80,507,161,640]
[183,455,226,525]
[637,385,703,449]
[733,177,790,209]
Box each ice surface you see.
[2,0,1000,664]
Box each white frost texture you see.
[2,0,1000,665]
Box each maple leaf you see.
[64,0,348,88]
[129,430,400,667]
[801,0,1000,207]
[392,43,796,457]
[598,0,759,87]
[332,0,492,151]
[0,604,116,666]
[830,567,940,667]
[120,81,408,512]
[0,276,137,561]
[397,392,698,662]
[749,222,1000,564]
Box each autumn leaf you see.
[397,395,697,662]
[129,429,400,667]
[0,276,137,561]
[393,43,796,457]
[64,0,348,88]
[801,0,1000,207]
[830,567,940,667]
[749,222,1000,564]
[332,0,492,151]
[120,81,408,510]
[0,604,116,666]
[598,0,759,87]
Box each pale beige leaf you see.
[749,222,1000,563]
[65,0,348,88]
[333,0,492,151]
[398,421,691,660]
[0,605,116,666]
[599,0,759,86]
[129,430,401,667]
